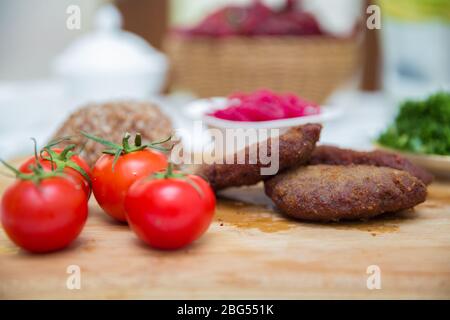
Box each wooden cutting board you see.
[0,161,449,299]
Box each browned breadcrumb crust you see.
[309,145,433,185]
[52,101,173,166]
[195,123,322,191]
[264,164,427,222]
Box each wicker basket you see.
[164,35,361,104]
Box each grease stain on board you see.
[217,184,406,236]
[313,210,415,236]
[307,210,415,236]
[82,238,97,252]
[330,222,399,236]
[215,199,296,233]
[215,198,405,236]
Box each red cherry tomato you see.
[1,177,88,253]
[20,148,91,198]
[92,149,168,222]
[125,174,216,250]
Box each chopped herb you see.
[377,92,450,155]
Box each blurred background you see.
[0,0,449,162]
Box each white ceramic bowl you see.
[183,97,343,130]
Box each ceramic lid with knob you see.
[52,4,168,76]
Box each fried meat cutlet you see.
[264,165,427,222]
[309,145,433,185]
[195,124,322,191]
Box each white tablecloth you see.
[0,80,397,159]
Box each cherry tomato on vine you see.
[1,160,88,253]
[82,131,169,222]
[125,165,216,250]
[20,145,91,198]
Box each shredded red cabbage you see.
[210,89,320,122]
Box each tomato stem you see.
[0,158,64,184]
[153,162,183,179]
[0,158,22,176]
[81,131,173,172]
[166,162,174,177]
[58,144,76,160]
[135,133,142,147]
[45,136,73,149]
[151,162,205,197]
[41,143,91,186]
[122,132,131,151]
[81,131,172,155]
[2,138,90,185]
[31,138,43,171]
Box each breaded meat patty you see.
[196,124,322,191]
[310,145,433,185]
[264,165,427,222]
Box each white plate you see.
[375,144,450,179]
[183,97,343,130]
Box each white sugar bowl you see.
[52,4,168,102]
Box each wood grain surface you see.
[0,161,449,299]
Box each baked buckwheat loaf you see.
[52,101,173,166]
